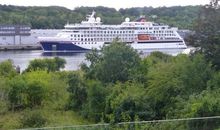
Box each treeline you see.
[0,5,200,29]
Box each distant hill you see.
[0,5,201,29]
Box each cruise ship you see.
[38,11,187,52]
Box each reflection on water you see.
[0,49,185,72]
[0,50,87,71]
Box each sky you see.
[1,0,209,10]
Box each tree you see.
[176,90,220,130]
[8,76,27,111]
[192,6,220,69]
[67,72,87,110]
[105,82,154,123]
[145,54,213,119]
[0,60,17,78]
[25,57,66,72]
[23,71,69,109]
[82,41,141,83]
[82,80,106,122]
[26,81,45,108]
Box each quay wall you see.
[0,29,60,50]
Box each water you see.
[0,50,86,71]
[0,49,185,72]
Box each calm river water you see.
[0,49,185,71]
[0,50,86,71]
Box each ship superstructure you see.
[39,11,187,52]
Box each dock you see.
[0,44,41,50]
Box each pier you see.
[0,44,41,50]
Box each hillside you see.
[0,5,200,29]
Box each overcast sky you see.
[1,0,209,10]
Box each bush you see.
[25,57,66,72]
[0,60,17,78]
[21,110,47,128]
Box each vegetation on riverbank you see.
[0,40,220,129]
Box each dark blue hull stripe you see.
[40,41,89,51]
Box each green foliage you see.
[7,71,68,111]
[208,71,220,90]
[120,6,200,29]
[21,110,47,128]
[26,81,45,108]
[0,60,17,78]
[8,76,27,110]
[23,71,69,110]
[105,82,154,123]
[146,54,213,119]
[0,77,9,114]
[82,80,106,122]
[83,41,140,83]
[67,72,87,110]
[0,5,200,29]
[145,51,172,66]
[25,57,66,72]
[177,90,220,130]
[81,49,101,79]
[192,7,220,70]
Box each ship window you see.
[71,35,73,37]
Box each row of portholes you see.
[73,42,97,45]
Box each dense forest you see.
[0,5,200,29]
[0,3,220,130]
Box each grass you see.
[0,109,91,130]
